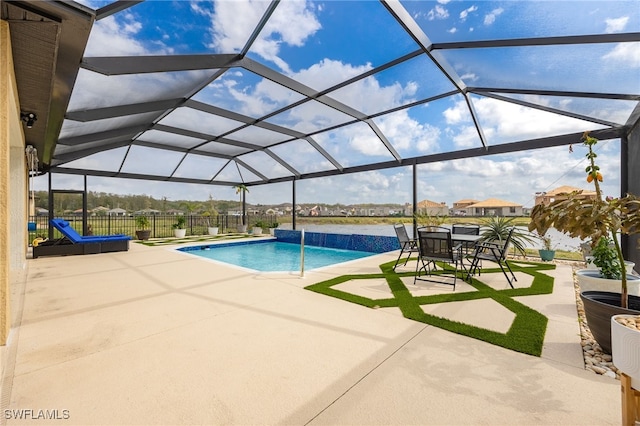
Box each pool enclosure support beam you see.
[412,163,417,239]
[623,117,640,269]
[292,180,297,231]
[621,133,629,261]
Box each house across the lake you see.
[465,198,523,217]
[534,185,597,206]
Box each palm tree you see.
[233,184,249,226]
[179,201,201,215]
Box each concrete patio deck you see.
[1,240,620,425]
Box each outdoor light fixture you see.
[20,112,37,128]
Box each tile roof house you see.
[107,207,127,216]
[92,206,110,215]
[534,185,598,206]
[405,200,449,217]
[453,199,480,216]
[466,198,523,217]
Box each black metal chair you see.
[466,227,517,288]
[393,223,419,270]
[414,228,464,290]
[452,224,481,254]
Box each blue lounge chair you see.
[33,219,131,258]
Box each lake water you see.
[281,224,585,251]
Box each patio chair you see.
[414,228,464,290]
[466,227,517,288]
[452,224,480,254]
[33,219,131,258]
[393,223,419,270]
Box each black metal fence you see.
[28,214,281,241]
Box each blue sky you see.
[35,0,639,208]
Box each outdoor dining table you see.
[413,232,482,280]
[450,234,482,245]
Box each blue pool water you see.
[178,240,377,272]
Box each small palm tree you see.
[233,184,249,226]
[480,216,537,256]
[414,211,446,229]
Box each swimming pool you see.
[178,240,377,272]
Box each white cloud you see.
[293,59,373,92]
[448,27,457,34]
[605,16,629,33]
[85,15,149,56]
[191,2,212,17]
[325,75,417,115]
[484,8,504,25]
[444,97,602,148]
[602,42,640,68]
[428,5,449,21]
[449,126,482,148]
[208,1,268,52]
[459,5,478,22]
[459,73,478,82]
[443,101,470,124]
[376,111,441,153]
[209,0,321,73]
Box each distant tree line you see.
[32,191,240,215]
[32,191,406,217]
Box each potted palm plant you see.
[202,211,219,235]
[538,234,555,261]
[135,214,151,240]
[529,132,640,354]
[172,215,186,238]
[203,194,219,235]
[251,220,265,236]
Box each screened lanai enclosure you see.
[4,0,640,260]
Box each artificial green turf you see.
[305,258,555,357]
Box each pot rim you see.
[612,314,640,320]
[575,269,640,280]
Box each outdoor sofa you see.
[32,218,131,258]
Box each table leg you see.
[621,373,640,426]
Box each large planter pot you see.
[207,227,219,235]
[576,269,640,296]
[135,230,150,241]
[538,249,555,261]
[237,224,247,233]
[580,291,640,354]
[269,228,277,236]
[173,229,186,238]
[611,314,640,390]
[252,227,263,236]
